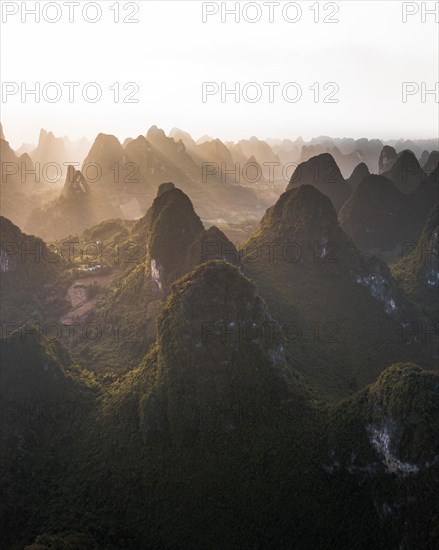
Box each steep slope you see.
[1,132,46,227]
[287,153,352,212]
[85,133,136,188]
[382,149,426,194]
[298,143,362,178]
[146,186,204,291]
[392,203,438,320]
[30,129,71,177]
[124,135,189,191]
[346,162,370,189]
[378,145,397,174]
[228,137,281,181]
[82,261,325,549]
[230,137,279,165]
[299,137,383,173]
[169,128,235,172]
[240,186,432,398]
[145,126,274,222]
[339,175,410,255]
[423,150,438,174]
[0,328,97,549]
[193,137,234,168]
[352,138,383,173]
[146,125,201,183]
[81,132,152,219]
[139,261,302,441]
[25,165,118,241]
[240,155,267,186]
[329,363,439,549]
[0,216,69,325]
[38,271,437,549]
[186,225,240,271]
[69,184,240,373]
[339,172,437,258]
[2,260,437,550]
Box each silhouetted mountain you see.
[142,126,275,222]
[378,145,397,174]
[18,152,34,174]
[228,137,281,181]
[0,327,95,548]
[238,155,266,186]
[352,138,383,173]
[1,131,20,204]
[423,150,439,174]
[346,162,370,189]
[382,149,426,193]
[140,260,299,442]
[235,137,279,165]
[1,133,18,165]
[147,186,204,291]
[420,150,430,167]
[271,137,302,165]
[82,132,127,184]
[63,135,91,164]
[169,127,197,148]
[196,134,214,144]
[133,182,237,293]
[169,128,235,173]
[305,137,384,173]
[25,165,117,241]
[30,129,69,173]
[240,185,428,398]
[15,142,35,156]
[392,203,438,320]
[339,175,409,254]
[70,184,239,373]
[62,165,89,197]
[0,216,68,325]
[187,225,240,270]
[125,135,187,195]
[146,125,201,181]
[197,138,234,168]
[393,138,439,159]
[340,171,437,259]
[250,184,351,252]
[329,363,439,548]
[3,129,438,550]
[287,153,352,212]
[0,132,44,227]
[298,143,362,178]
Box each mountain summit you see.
[146,186,204,291]
[140,260,297,442]
[286,153,352,212]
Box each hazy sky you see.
[1,0,438,148]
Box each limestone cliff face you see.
[146,186,204,292]
[332,363,439,475]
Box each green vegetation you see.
[2,268,437,549]
[1,177,437,549]
[392,203,438,321]
[0,216,70,326]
